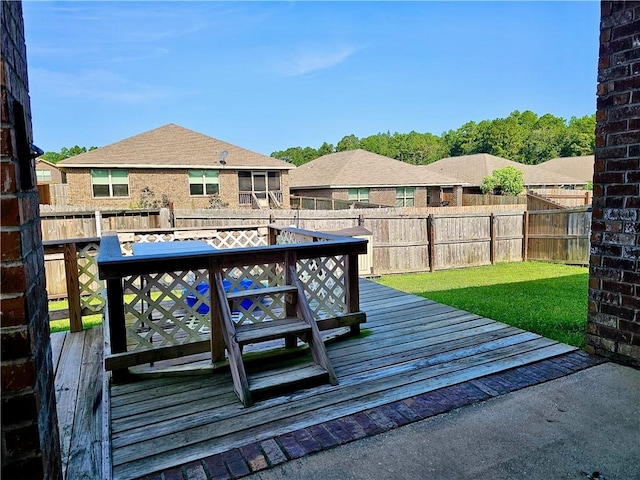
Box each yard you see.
[375,261,588,348]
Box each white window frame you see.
[91,169,129,198]
[36,170,52,182]
[348,188,369,203]
[395,187,415,207]
[189,170,219,196]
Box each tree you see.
[317,142,334,156]
[481,166,524,195]
[270,110,596,168]
[335,134,360,152]
[40,145,97,163]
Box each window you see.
[189,170,219,196]
[395,187,415,207]
[238,171,281,192]
[91,169,129,197]
[238,171,252,191]
[36,170,52,182]
[268,172,281,191]
[348,188,369,203]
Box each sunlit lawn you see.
[48,298,103,333]
[375,261,588,348]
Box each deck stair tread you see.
[247,361,329,395]
[235,317,311,345]
[226,285,297,300]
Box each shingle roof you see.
[533,155,595,184]
[289,149,466,189]
[57,124,294,170]
[422,153,585,186]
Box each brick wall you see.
[1,1,63,478]
[65,168,291,209]
[588,1,640,366]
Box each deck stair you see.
[214,266,338,407]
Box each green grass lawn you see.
[49,298,103,333]
[375,261,588,348]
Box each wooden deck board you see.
[52,327,104,480]
[107,279,577,479]
[53,279,578,480]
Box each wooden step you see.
[248,362,329,396]
[235,317,311,345]
[226,285,297,301]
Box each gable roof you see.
[57,124,294,171]
[422,153,585,187]
[289,149,466,189]
[533,155,595,184]
[36,158,61,169]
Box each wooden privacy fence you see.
[530,189,592,207]
[43,207,592,312]
[40,208,171,241]
[526,208,591,264]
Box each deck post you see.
[106,277,129,382]
[284,250,298,348]
[267,224,277,246]
[346,253,360,335]
[64,242,83,332]
[209,257,225,363]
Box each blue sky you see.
[23,1,600,156]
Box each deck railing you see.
[97,224,367,380]
[44,238,105,332]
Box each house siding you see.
[65,168,290,209]
[36,162,64,184]
[291,186,430,207]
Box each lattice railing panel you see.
[123,269,211,351]
[297,256,347,320]
[121,229,268,255]
[276,230,315,245]
[222,264,286,326]
[211,230,268,249]
[77,243,106,313]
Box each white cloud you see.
[30,68,175,103]
[273,44,360,77]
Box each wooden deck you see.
[54,279,576,480]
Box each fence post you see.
[490,213,496,264]
[95,210,102,237]
[427,214,436,272]
[64,242,83,332]
[523,211,529,262]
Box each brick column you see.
[1,1,63,478]
[588,1,640,366]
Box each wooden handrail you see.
[97,228,367,279]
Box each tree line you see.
[40,145,97,163]
[270,110,595,167]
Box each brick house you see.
[57,124,295,209]
[533,155,595,185]
[1,0,63,477]
[35,158,65,184]
[588,1,640,367]
[423,153,588,194]
[289,149,467,207]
